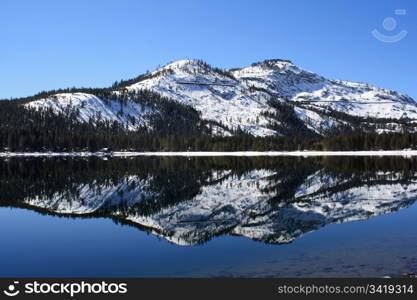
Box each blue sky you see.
[1,0,416,99]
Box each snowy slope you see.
[127,60,278,136]
[27,93,156,130]
[23,59,417,136]
[232,60,417,129]
[127,59,417,135]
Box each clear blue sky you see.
[1,0,416,99]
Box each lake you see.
[1,156,417,277]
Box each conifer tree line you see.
[1,83,417,152]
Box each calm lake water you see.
[1,156,417,277]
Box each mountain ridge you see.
[3,58,417,140]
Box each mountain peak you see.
[162,59,201,69]
[251,58,294,68]
[157,59,213,73]
[234,58,308,77]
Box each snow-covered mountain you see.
[24,59,417,136]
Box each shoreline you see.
[1,150,417,157]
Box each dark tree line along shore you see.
[1,83,417,152]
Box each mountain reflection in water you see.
[1,156,417,246]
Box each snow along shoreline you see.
[1,150,417,157]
